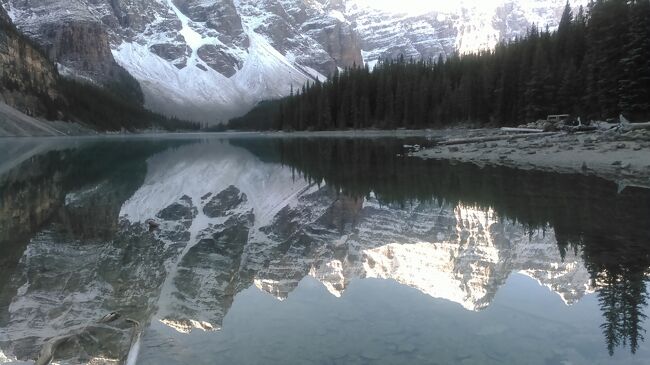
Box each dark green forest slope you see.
[230,0,650,131]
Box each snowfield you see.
[112,32,321,123]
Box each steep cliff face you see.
[0,4,153,133]
[237,0,362,75]
[0,6,60,118]
[38,21,129,84]
[3,0,139,91]
[0,4,6,23]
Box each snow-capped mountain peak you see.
[2,0,585,123]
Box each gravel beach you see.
[411,128,650,190]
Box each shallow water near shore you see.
[0,134,649,364]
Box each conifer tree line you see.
[229,0,650,131]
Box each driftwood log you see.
[500,127,545,133]
[436,132,560,147]
[618,115,650,131]
[621,122,650,131]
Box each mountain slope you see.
[0,5,198,134]
[2,0,585,123]
[0,5,61,120]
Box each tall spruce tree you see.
[618,0,650,120]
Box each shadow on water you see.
[233,137,650,355]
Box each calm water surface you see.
[0,135,649,365]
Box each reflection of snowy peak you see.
[2,0,582,122]
[293,202,592,311]
[121,142,592,328]
[1,141,595,363]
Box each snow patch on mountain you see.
[113,31,317,123]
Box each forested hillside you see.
[229,0,650,131]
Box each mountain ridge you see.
[1,0,585,123]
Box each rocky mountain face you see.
[1,0,583,123]
[0,5,145,134]
[0,6,60,118]
[348,0,586,65]
[1,0,363,122]
[0,141,593,364]
[2,0,137,89]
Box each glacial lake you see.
[0,134,649,365]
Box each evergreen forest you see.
[229,0,650,131]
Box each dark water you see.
[0,135,649,365]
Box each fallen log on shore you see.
[562,125,598,132]
[436,132,560,147]
[621,122,650,131]
[500,127,545,133]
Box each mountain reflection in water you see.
[0,136,648,365]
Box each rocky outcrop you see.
[0,6,60,118]
[150,42,191,69]
[196,44,240,76]
[2,1,141,97]
[36,20,130,84]
[0,4,7,23]
[303,11,363,73]
[174,0,248,48]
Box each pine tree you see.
[524,42,550,121]
[618,0,650,120]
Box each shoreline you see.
[410,128,650,190]
[0,128,451,139]
[4,127,650,190]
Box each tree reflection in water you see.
[1,136,648,358]
[235,137,650,355]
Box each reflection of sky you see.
[139,275,649,365]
